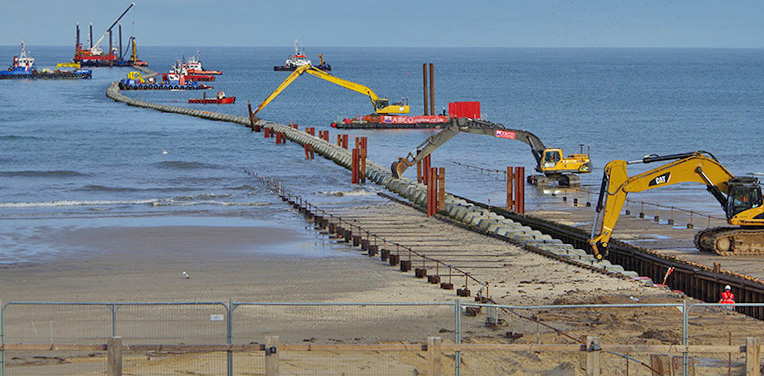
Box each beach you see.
[5,200,764,375]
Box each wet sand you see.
[4,200,764,375]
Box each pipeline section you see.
[106,81,638,277]
[108,82,764,322]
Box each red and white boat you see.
[162,61,215,81]
[185,54,221,75]
[188,91,235,104]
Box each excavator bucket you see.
[391,159,411,179]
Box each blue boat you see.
[1,40,92,80]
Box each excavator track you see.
[694,226,764,256]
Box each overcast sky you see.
[2,0,763,48]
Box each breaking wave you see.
[0,197,270,209]
[0,199,159,208]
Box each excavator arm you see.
[253,65,310,115]
[589,151,737,259]
[391,118,548,178]
[253,65,410,116]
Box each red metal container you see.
[448,101,481,119]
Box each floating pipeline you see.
[106,79,764,321]
[0,70,92,80]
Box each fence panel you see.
[1,302,228,376]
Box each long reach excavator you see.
[390,117,592,186]
[252,64,409,117]
[589,151,764,259]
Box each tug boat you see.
[274,39,331,71]
[185,54,221,75]
[188,91,235,104]
[162,60,215,81]
[1,40,92,79]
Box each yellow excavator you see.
[589,151,764,259]
[55,62,81,70]
[126,71,145,83]
[390,117,592,186]
[252,64,409,116]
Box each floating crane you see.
[74,2,147,67]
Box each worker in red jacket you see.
[719,285,735,307]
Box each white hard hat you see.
[725,285,731,290]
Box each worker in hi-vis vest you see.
[719,285,735,307]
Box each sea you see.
[1,45,763,263]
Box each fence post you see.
[265,336,280,376]
[107,336,122,376]
[454,300,462,376]
[650,354,670,375]
[746,337,761,376]
[682,299,690,376]
[0,297,3,376]
[427,337,442,376]
[228,300,234,376]
[585,336,601,376]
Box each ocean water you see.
[1,45,763,263]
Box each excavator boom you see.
[589,151,764,258]
[391,118,591,182]
[254,65,409,115]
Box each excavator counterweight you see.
[589,151,764,259]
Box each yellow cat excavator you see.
[252,64,409,116]
[589,151,764,259]
[390,117,592,186]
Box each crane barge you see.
[73,3,147,67]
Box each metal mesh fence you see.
[122,351,228,376]
[3,303,113,344]
[2,300,764,375]
[112,303,228,344]
[276,350,428,376]
[230,303,456,344]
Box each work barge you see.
[107,81,764,323]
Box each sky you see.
[1,0,763,48]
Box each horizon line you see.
[2,44,764,50]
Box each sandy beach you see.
[4,200,764,375]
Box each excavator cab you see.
[543,149,562,168]
[726,177,763,219]
[539,148,592,175]
[374,97,410,114]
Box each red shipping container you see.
[448,101,481,119]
